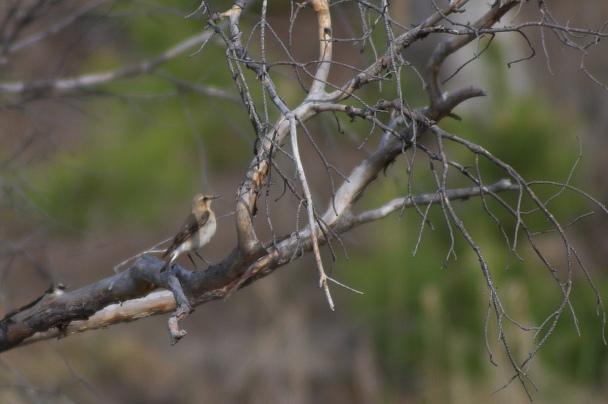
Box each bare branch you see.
[0,179,522,351]
[425,0,520,119]
[306,0,332,97]
[289,115,334,310]
[353,179,518,225]
[0,31,217,97]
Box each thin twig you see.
[288,115,334,310]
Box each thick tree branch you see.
[0,180,518,351]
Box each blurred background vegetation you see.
[1,0,607,403]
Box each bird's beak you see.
[210,195,220,200]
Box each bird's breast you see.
[192,218,216,249]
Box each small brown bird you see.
[160,194,220,272]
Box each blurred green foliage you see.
[26,5,254,231]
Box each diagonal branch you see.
[0,30,218,97]
[0,180,518,351]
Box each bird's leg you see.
[187,253,198,269]
[195,252,213,267]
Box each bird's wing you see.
[161,211,210,258]
[197,210,211,228]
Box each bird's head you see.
[193,193,220,210]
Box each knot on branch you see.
[345,105,374,122]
